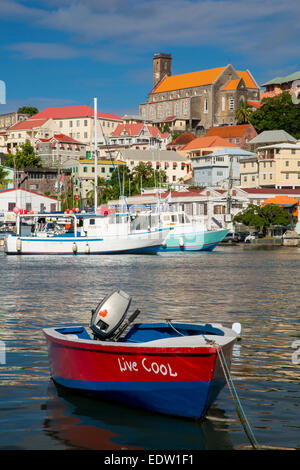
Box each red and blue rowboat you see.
[43,321,238,419]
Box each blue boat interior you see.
[55,322,224,343]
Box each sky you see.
[0,0,300,117]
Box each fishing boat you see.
[4,211,169,255]
[157,210,229,252]
[43,290,240,419]
[126,208,229,252]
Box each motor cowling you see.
[90,290,132,340]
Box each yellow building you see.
[79,158,125,202]
[240,143,300,188]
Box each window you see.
[84,132,88,138]
[221,96,225,111]
[204,98,208,114]
[77,120,80,127]
[175,102,179,116]
[84,120,88,126]
[292,149,296,154]
[286,173,289,179]
[83,166,88,173]
[286,161,289,166]
[229,96,234,110]
[252,176,255,181]
[59,121,63,128]
[69,121,73,127]
[8,202,16,211]
[183,100,188,116]
[158,105,162,118]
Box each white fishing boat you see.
[4,211,170,255]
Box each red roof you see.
[0,188,58,200]
[8,118,49,131]
[205,124,256,138]
[29,105,122,121]
[241,188,300,195]
[111,123,169,139]
[36,133,85,145]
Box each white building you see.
[0,188,60,214]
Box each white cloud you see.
[1,0,299,67]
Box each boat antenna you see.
[94,97,98,212]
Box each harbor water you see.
[0,246,299,451]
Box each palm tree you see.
[0,166,11,189]
[235,101,252,124]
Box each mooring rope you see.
[215,344,261,450]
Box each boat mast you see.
[94,97,98,212]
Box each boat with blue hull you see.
[43,290,239,419]
[4,212,169,255]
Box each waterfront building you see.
[0,187,60,214]
[204,124,257,150]
[140,53,260,134]
[109,186,300,230]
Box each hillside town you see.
[1,53,300,238]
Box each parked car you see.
[222,232,239,243]
[236,231,250,242]
[245,232,259,243]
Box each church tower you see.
[153,53,172,88]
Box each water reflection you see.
[43,381,234,451]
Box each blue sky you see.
[1,0,299,117]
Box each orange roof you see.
[262,195,299,206]
[237,71,259,89]
[205,124,254,138]
[151,66,227,94]
[222,79,241,90]
[247,100,262,109]
[183,135,238,151]
[151,66,259,94]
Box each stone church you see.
[140,53,260,135]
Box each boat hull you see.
[43,324,236,419]
[4,230,168,255]
[159,229,229,252]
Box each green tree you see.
[6,140,42,169]
[0,166,11,188]
[85,176,112,206]
[17,106,39,117]
[249,92,300,139]
[233,203,292,232]
[235,101,253,124]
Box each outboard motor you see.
[90,289,139,341]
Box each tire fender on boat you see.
[85,243,90,254]
[16,237,22,252]
[72,242,77,254]
[179,237,184,247]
